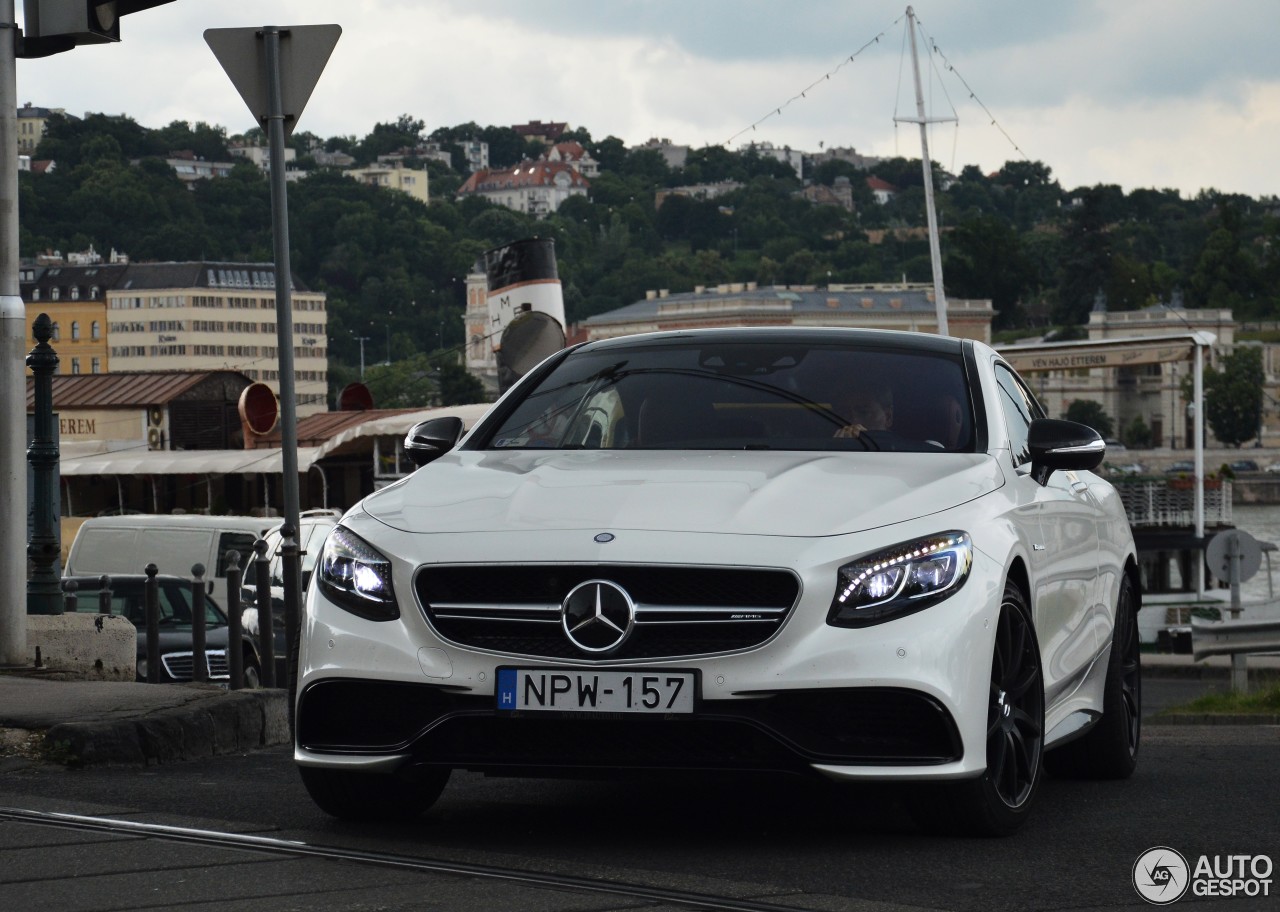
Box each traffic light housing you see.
[19,1,174,58]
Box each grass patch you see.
[1163,682,1280,715]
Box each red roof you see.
[866,177,898,192]
[458,161,590,194]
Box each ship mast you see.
[895,5,955,336]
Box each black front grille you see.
[160,650,229,681]
[414,564,800,660]
[297,679,962,768]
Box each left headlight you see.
[317,526,399,621]
[827,531,971,628]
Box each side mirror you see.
[404,416,465,467]
[1028,418,1105,486]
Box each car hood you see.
[361,450,1003,538]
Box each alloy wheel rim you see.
[1118,593,1141,754]
[986,598,1043,808]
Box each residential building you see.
[796,176,854,212]
[166,153,236,185]
[867,176,898,204]
[456,160,589,217]
[460,139,489,172]
[544,141,598,177]
[312,148,356,168]
[228,142,297,171]
[512,120,568,146]
[810,146,881,171]
[345,161,429,203]
[630,137,690,170]
[16,102,63,155]
[739,141,803,179]
[21,251,129,375]
[582,283,993,344]
[103,261,328,417]
[654,181,743,209]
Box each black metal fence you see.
[59,543,285,691]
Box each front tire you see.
[299,765,451,822]
[915,583,1044,836]
[1045,574,1141,779]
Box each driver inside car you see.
[833,378,894,439]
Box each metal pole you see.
[26,313,61,614]
[252,538,276,688]
[144,564,160,684]
[97,575,111,616]
[1194,341,1205,596]
[226,550,244,690]
[904,6,950,337]
[191,563,208,684]
[1226,535,1248,693]
[263,27,304,690]
[0,0,28,664]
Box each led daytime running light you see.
[837,532,970,608]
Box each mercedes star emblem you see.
[561,579,635,654]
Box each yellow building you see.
[345,162,429,203]
[20,254,329,417]
[16,103,62,155]
[21,258,123,374]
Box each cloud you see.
[12,0,1280,197]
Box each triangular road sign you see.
[205,25,341,138]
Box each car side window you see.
[217,533,260,577]
[994,364,1043,468]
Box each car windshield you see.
[483,340,973,452]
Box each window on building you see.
[51,287,59,301]
[91,321,100,340]
[70,286,80,300]
[70,357,80,374]
[50,321,59,341]
[71,321,80,340]
[91,357,101,374]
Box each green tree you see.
[1065,400,1115,439]
[1122,415,1152,449]
[1055,187,1114,326]
[1195,346,1265,448]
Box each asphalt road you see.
[0,680,1276,912]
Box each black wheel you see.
[242,658,262,690]
[915,583,1044,837]
[299,765,451,822]
[1045,575,1141,779]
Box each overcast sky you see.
[15,0,1279,198]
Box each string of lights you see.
[916,18,1028,162]
[723,15,903,147]
[724,11,1027,166]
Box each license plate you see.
[496,668,696,714]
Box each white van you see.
[64,514,274,605]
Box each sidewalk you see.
[0,671,289,767]
[1,652,1276,769]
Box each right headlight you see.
[827,531,971,628]
[317,526,399,621]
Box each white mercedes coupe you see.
[296,327,1141,835]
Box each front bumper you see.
[296,523,1008,782]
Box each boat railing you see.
[1112,478,1232,527]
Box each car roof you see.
[573,326,969,358]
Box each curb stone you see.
[40,689,290,766]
